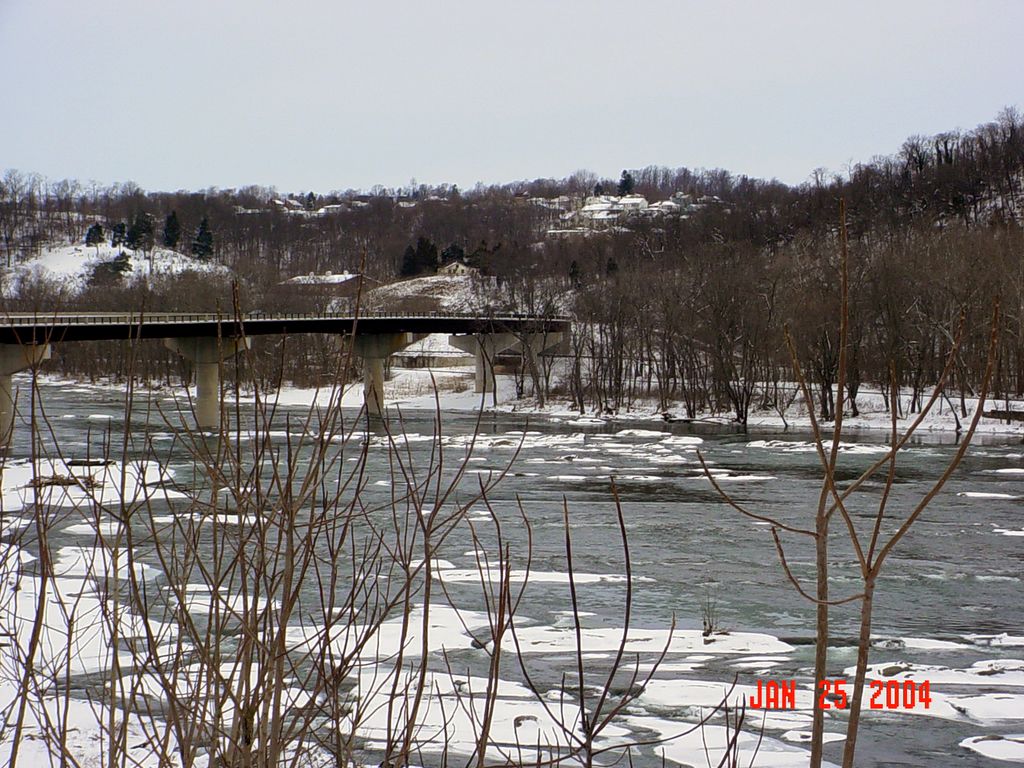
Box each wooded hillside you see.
[2,107,1022,420]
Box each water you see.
[7,379,1024,767]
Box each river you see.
[4,378,1023,767]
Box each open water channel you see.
[5,378,1023,767]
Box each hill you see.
[3,242,227,297]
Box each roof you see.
[280,271,360,286]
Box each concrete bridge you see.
[0,311,569,437]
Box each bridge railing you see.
[0,310,572,326]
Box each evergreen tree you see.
[110,221,127,248]
[569,259,582,288]
[593,182,605,196]
[440,243,465,265]
[414,236,439,274]
[88,251,132,286]
[400,237,441,277]
[127,211,155,252]
[617,170,635,196]
[85,223,104,252]
[163,211,181,248]
[192,217,214,259]
[400,245,418,277]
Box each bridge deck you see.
[0,312,571,345]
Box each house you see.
[391,333,474,369]
[618,194,649,212]
[438,261,478,277]
[274,271,380,311]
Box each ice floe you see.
[1,458,184,512]
[1,572,173,677]
[960,734,1024,762]
[958,491,1020,499]
[871,635,970,651]
[53,543,160,583]
[616,428,667,438]
[286,603,494,661]
[966,633,1024,647]
[748,439,889,455]
[506,626,794,656]
[782,730,845,744]
[0,680,186,768]
[659,435,704,446]
[623,715,826,768]
[435,568,652,585]
[847,659,1024,687]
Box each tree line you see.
[0,107,1021,417]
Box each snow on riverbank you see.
[23,366,1024,440]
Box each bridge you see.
[0,311,570,436]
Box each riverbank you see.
[28,367,1024,439]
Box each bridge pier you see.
[0,314,571,432]
[0,344,51,443]
[352,333,421,418]
[165,337,251,430]
[449,333,517,394]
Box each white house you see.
[438,261,477,277]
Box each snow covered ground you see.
[244,368,1024,439]
[29,364,1024,440]
[3,242,228,295]
[355,274,491,313]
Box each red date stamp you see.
[748,679,932,710]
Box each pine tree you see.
[400,245,418,277]
[414,236,439,274]
[400,237,441,276]
[163,211,181,249]
[85,223,104,253]
[569,259,582,288]
[127,211,155,252]
[88,251,132,286]
[192,217,214,259]
[111,221,127,247]
[441,243,465,265]
[617,170,635,196]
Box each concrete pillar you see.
[351,333,421,418]
[165,337,251,430]
[362,356,386,417]
[448,333,516,394]
[0,344,51,443]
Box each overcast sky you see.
[1,0,1021,194]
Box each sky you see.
[1,0,1021,195]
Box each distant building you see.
[618,194,649,211]
[438,261,478,277]
[392,333,474,369]
[274,271,379,311]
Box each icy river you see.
[3,378,1023,767]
